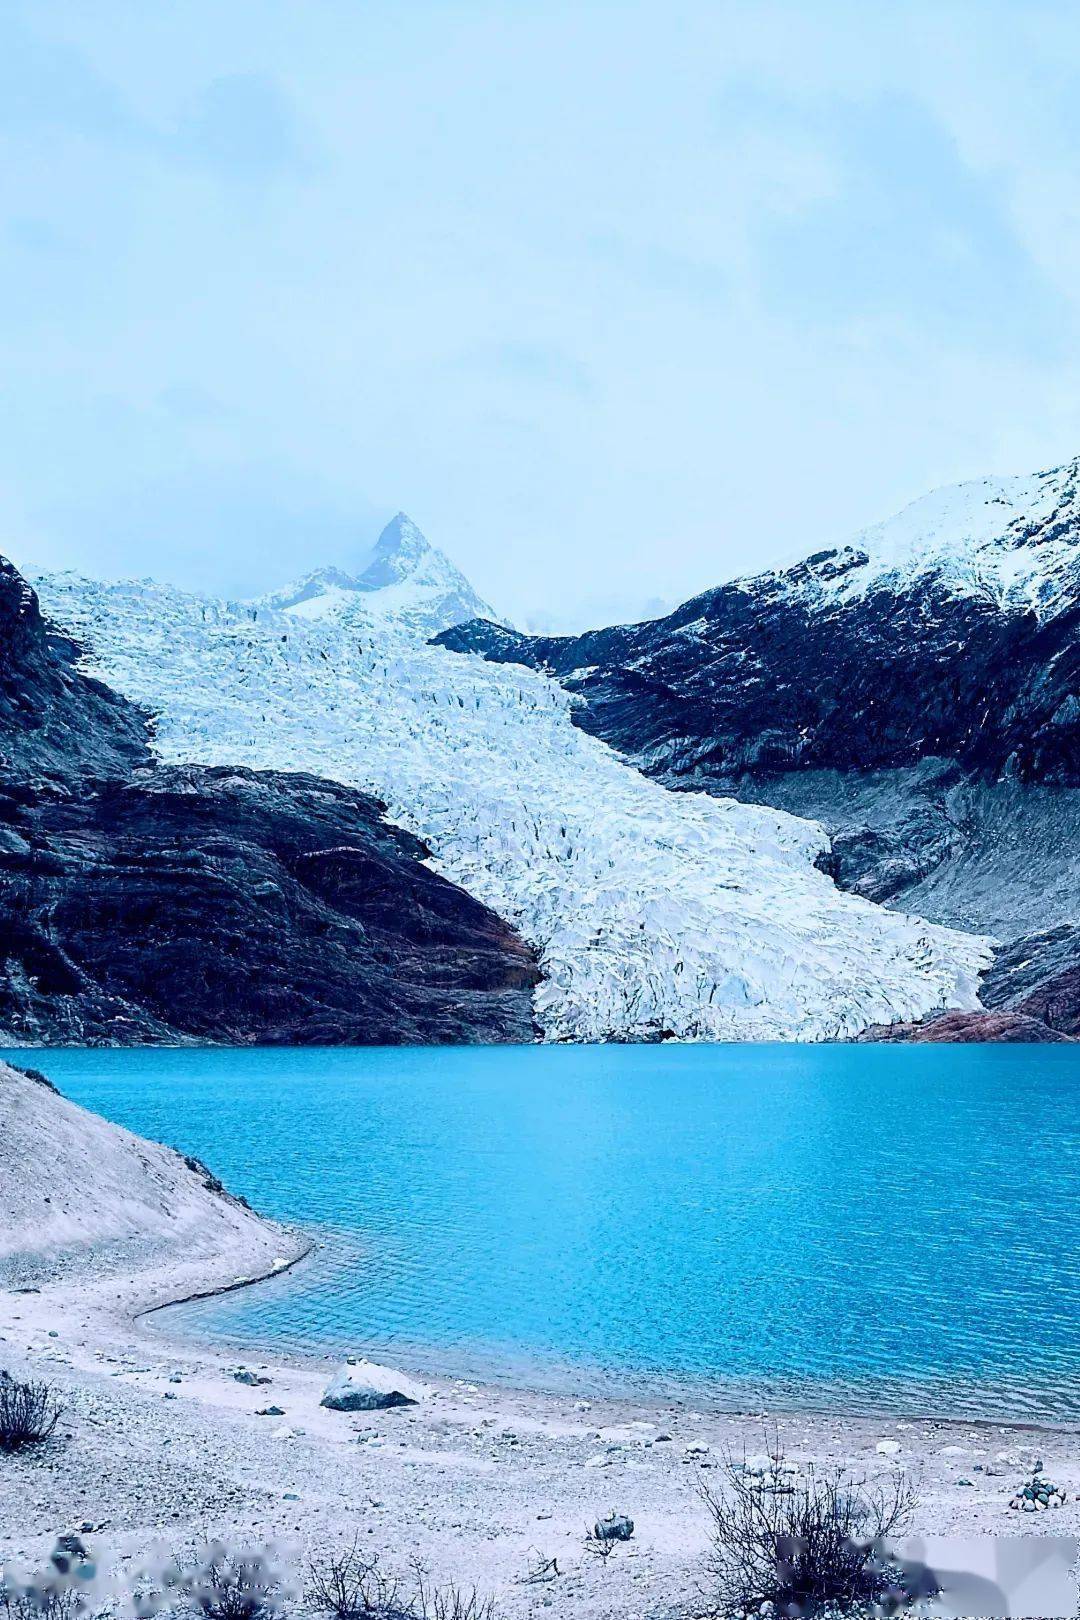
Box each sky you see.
[4,2,1080,631]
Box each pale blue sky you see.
[4,1,1080,629]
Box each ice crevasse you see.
[35,572,993,1042]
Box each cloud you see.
[4,1,1080,629]
[171,73,314,181]
[0,14,138,138]
[726,90,1065,355]
[455,340,593,396]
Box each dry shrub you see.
[306,1542,410,1620]
[409,1568,494,1620]
[306,1547,494,1620]
[700,1440,920,1617]
[176,1544,286,1620]
[0,1376,63,1453]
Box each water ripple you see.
[16,1041,1080,1423]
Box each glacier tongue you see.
[34,571,993,1042]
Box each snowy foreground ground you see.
[35,572,992,1041]
[3,1062,1077,1620]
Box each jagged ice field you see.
[34,572,992,1041]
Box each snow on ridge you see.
[751,457,1080,620]
[34,570,993,1043]
[255,512,503,638]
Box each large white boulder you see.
[320,1357,429,1412]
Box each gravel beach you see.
[2,1061,1078,1619]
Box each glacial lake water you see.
[12,1042,1080,1423]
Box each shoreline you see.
[144,1223,1080,1442]
[133,1234,318,1323]
[6,1221,1080,1620]
[151,1274,1080,1444]
[3,1059,1079,1619]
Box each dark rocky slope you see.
[437,468,1080,1040]
[0,556,538,1044]
[437,569,1080,789]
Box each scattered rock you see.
[593,1515,634,1542]
[233,1369,272,1386]
[321,1358,428,1412]
[1009,1467,1067,1511]
[256,1405,286,1417]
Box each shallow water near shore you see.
[12,1042,1080,1423]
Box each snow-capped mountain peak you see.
[363,511,436,586]
[762,456,1080,619]
[256,512,503,637]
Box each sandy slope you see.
[0,1061,304,1312]
[2,1062,1078,1620]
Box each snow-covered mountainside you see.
[437,454,1080,1038]
[769,456,1080,619]
[441,454,1080,792]
[33,569,992,1042]
[256,512,502,638]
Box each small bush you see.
[306,1542,410,1620]
[0,1547,99,1620]
[700,1440,920,1618]
[409,1570,494,1620]
[177,1545,285,1620]
[0,1375,63,1453]
[306,1549,494,1620]
[0,1578,81,1620]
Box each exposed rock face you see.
[855,1011,1074,1043]
[436,569,1080,788]
[0,556,538,1045]
[0,554,148,784]
[437,458,1080,1039]
[980,925,1080,1036]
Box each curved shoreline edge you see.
[133,1229,317,1325]
[138,1222,1080,1440]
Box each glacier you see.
[33,570,993,1042]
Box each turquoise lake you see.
[11,1043,1080,1423]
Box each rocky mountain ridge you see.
[436,456,1080,1039]
[0,554,538,1045]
